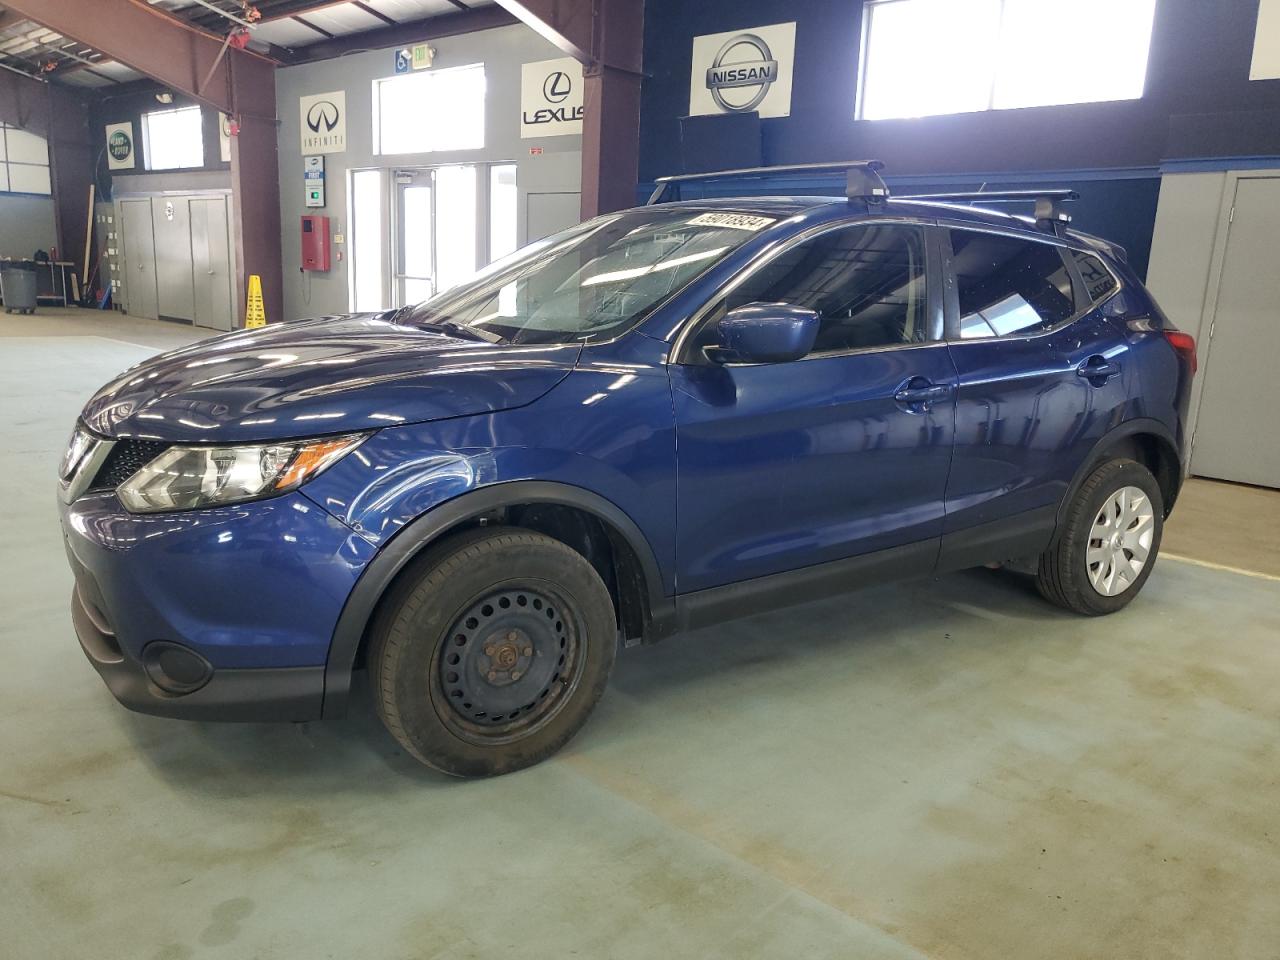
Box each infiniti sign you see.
[299,90,347,154]
[705,33,778,113]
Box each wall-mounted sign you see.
[395,43,433,74]
[521,57,584,138]
[104,121,135,170]
[689,22,796,119]
[299,91,347,154]
[218,112,232,163]
[1253,0,1280,79]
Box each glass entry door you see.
[395,169,435,306]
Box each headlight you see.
[60,425,96,482]
[116,433,367,513]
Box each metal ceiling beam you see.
[493,0,645,218]
[0,0,284,325]
[0,0,275,116]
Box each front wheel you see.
[1036,458,1164,616]
[369,527,617,777]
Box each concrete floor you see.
[4,309,1279,960]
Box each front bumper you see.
[61,490,376,721]
[71,577,325,720]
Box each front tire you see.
[369,527,617,777]
[1036,458,1164,616]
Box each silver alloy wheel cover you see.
[1087,485,1155,596]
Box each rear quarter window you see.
[950,230,1076,339]
[1068,249,1120,307]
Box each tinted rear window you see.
[950,230,1076,339]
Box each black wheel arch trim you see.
[1057,418,1183,528]
[321,480,671,718]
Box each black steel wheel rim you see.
[432,583,584,743]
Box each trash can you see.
[1,262,38,314]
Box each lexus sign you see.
[521,57,584,138]
[689,22,796,118]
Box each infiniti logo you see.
[705,33,778,113]
[543,71,571,103]
[306,100,341,133]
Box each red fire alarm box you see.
[301,215,330,272]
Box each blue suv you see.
[59,162,1197,777]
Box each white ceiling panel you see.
[251,18,330,47]
[362,0,469,21]
[297,5,386,37]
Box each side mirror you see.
[709,302,820,364]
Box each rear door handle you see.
[893,378,951,408]
[1077,357,1121,381]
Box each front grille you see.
[89,440,171,491]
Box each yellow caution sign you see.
[244,274,266,329]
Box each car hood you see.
[81,314,583,442]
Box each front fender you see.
[318,480,672,718]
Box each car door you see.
[938,225,1132,566]
[668,220,956,593]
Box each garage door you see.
[1191,176,1280,488]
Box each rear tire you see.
[1036,458,1164,616]
[369,526,617,777]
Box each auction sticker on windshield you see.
[687,212,776,231]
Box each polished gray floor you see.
[3,310,1279,959]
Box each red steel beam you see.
[0,0,276,117]
[494,0,645,218]
[1,0,284,324]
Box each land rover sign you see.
[105,122,136,170]
[689,22,796,118]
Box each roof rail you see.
[646,160,890,205]
[897,189,1080,237]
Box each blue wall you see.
[638,0,1280,279]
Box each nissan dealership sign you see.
[689,22,796,118]
[521,57,584,138]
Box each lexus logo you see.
[306,100,341,133]
[543,71,571,103]
[705,33,778,113]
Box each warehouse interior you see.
[2,1,1279,957]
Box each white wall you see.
[274,23,583,321]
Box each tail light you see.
[1163,330,1197,375]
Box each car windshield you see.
[400,207,779,344]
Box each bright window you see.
[350,169,385,312]
[857,0,1158,120]
[375,64,486,155]
[0,123,52,195]
[142,106,204,170]
[489,164,518,263]
[434,165,478,293]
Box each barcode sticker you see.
[688,212,776,232]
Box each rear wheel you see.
[1036,458,1164,615]
[369,527,617,777]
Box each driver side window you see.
[696,223,929,357]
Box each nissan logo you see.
[306,100,341,133]
[705,33,778,113]
[543,70,572,104]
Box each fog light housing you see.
[141,641,213,695]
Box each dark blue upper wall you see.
[639,0,1280,181]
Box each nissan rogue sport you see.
[58,162,1196,777]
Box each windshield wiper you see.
[413,318,505,344]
